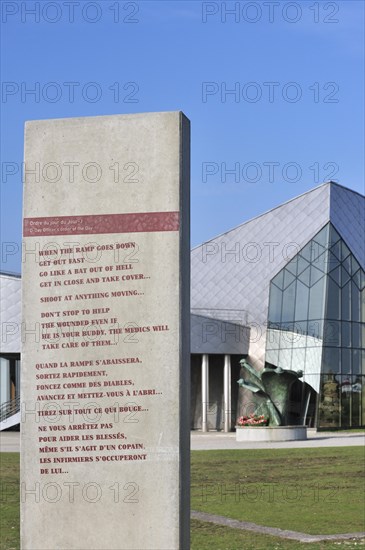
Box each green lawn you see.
[191,447,365,535]
[1,448,364,550]
[191,520,364,550]
[0,453,19,550]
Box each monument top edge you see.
[24,110,190,128]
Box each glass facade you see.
[266,223,365,428]
[0,355,20,405]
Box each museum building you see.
[1,182,364,431]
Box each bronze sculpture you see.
[238,359,304,426]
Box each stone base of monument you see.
[235,426,307,442]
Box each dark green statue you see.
[238,359,303,426]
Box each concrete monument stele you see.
[21,112,190,549]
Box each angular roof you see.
[191,182,364,368]
[0,272,21,354]
[330,183,365,269]
[192,183,328,318]
[192,183,364,317]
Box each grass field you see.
[1,448,364,550]
[191,447,365,535]
[0,453,19,550]
[191,520,364,550]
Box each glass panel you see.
[272,270,284,290]
[268,320,280,329]
[300,241,312,262]
[352,323,361,349]
[284,269,296,289]
[297,255,310,276]
[329,266,341,286]
[322,348,340,373]
[286,257,298,276]
[341,281,351,321]
[351,256,360,274]
[281,281,296,322]
[0,358,11,404]
[328,224,341,246]
[15,360,20,399]
[278,347,292,370]
[351,376,361,426]
[362,351,365,375]
[328,251,340,272]
[266,347,279,366]
[362,324,365,350]
[308,277,325,319]
[361,288,365,322]
[313,224,329,248]
[353,270,361,290]
[331,240,342,261]
[318,373,341,428]
[292,346,306,371]
[342,322,351,348]
[340,240,351,261]
[341,349,351,374]
[340,375,351,426]
[324,320,341,346]
[308,319,323,339]
[298,266,310,286]
[293,321,308,345]
[351,281,360,322]
[342,255,352,275]
[306,335,322,353]
[281,327,298,350]
[305,346,323,380]
[360,270,365,291]
[282,321,295,332]
[314,250,328,273]
[266,327,281,349]
[352,350,361,374]
[310,265,324,286]
[310,241,326,262]
[294,280,309,321]
[341,266,350,288]
[326,278,341,320]
[268,285,282,323]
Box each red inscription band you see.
[23,212,180,237]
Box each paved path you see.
[191,429,365,450]
[192,511,365,543]
[0,432,20,452]
[1,430,364,453]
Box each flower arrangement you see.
[237,413,268,427]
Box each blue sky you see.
[1,0,364,273]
